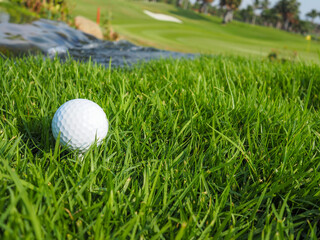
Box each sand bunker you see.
[143,10,182,23]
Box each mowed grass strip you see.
[0,55,320,239]
[73,0,320,63]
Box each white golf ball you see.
[51,99,109,152]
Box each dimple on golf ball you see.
[51,99,109,152]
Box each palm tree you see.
[176,0,190,9]
[261,8,282,28]
[273,0,300,31]
[240,5,254,23]
[197,0,214,14]
[306,9,318,24]
[220,0,242,23]
[251,0,260,25]
[260,0,270,10]
[260,0,273,26]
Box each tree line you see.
[149,0,319,34]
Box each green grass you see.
[72,0,320,63]
[1,55,320,239]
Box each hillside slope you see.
[73,0,320,63]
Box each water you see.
[0,8,193,67]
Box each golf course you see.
[1,0,320,239]
[73,0,320,63]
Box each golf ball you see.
[51,99,109,152]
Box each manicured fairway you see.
[1,55,320,239]
[73,0,320,63]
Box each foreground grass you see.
[1,55,320,239]
[73,0,320,63]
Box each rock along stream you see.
[0,7,193,67]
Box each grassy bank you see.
[73,0,320,63]
[1,56,320,239]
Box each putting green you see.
[73,0,320,63]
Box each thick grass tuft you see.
[1,56,320,239]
